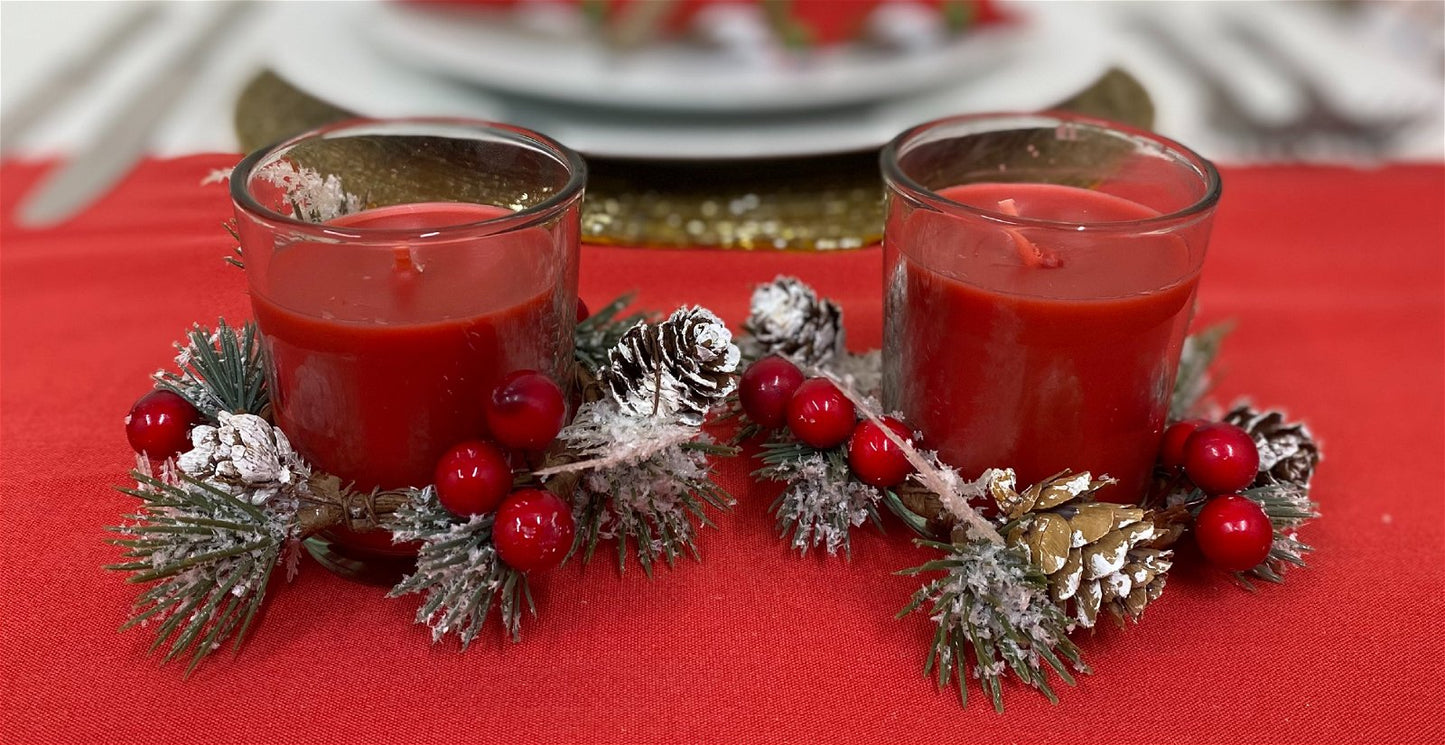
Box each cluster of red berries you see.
[125,389,202,461]
[1160,419,1272,572]
[435,370,576,573]
[740,355,915,488]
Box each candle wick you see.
[996,199,1062,269]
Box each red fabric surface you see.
[1,156,1442,744]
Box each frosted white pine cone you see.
[177,411,309,505]
[603,307,741,425]
[743,276,845,366]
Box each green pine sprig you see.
[574,293,652,373]
[899,539,1087,713]
[106,471,292,675]
[154,319,270,422]
[1170,321,1233,420]
[1166,481,1319,587]
[755,436,883,558]
[386,488,533,645]
[222,219,244,269]
[572,451,734,577]
[1242,482,1318,584]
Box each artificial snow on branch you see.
[386,488,532,645]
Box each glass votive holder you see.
[231,118,585,577]
[881,112,1220,503]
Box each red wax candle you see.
[247,202,575,555]
[251,202,565,491]
[882,114,1219,504]
[887,183,1199,501]
[232,118,585,573]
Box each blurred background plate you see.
[270,0,1111,160]
[366,0,1022,114]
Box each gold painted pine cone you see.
[990,469,1174,629]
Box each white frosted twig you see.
[819,371,1004,544]
[533,428,695,478]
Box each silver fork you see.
[1137,14,1413,162]
[1227,19,1418,161]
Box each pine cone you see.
[601,307,741,425]
[177,411,310,505]
[1223,404,1320,487]
[988,470,1172,628]
[743,276,845,366]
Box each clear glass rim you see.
[880,111,1222,231]
[230,117,588,241]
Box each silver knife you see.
[16,1,254,228]
[0,2,163,157]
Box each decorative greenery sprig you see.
[544,399,737,576]
[1170,321,1232,420]
[386,487,533,645]
[106,470,293,675]
[755,437,883,558]
[1243,482,1318,584]
[153,319,269,421]
[899,539,1086,713]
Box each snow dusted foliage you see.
[107,470,298,674]
[900,538,1087,713]
[755,442,882,558]
[548,399,733,575]
[386,487,532,646]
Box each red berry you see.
[486,370,567,450]
[1183,422,1260,494]
[493,488,575,572]
[125,389,200,459]
[739,355,806,429]
[434,440,513,518]
[847,417,915,488]
[1160,419,1206,470]
[1193,494,1273,571]
[576,298,591,323]
[785,378,856,449]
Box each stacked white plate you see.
[271,0,1113,160]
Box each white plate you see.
[268,1,1111,160]
[364,1,1027,114]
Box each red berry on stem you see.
[848,417,915,488]
[1160,419,1206,470]
[493,488,575,572]
[434,440,513,518]
[1193,494,1273,571]
[486,370,567,450]
[1183,422,1260,494]
[786,378,856,449]
[125,389,200,459]
[739,355,806,429]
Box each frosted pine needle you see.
[756,438,882,557]
[386,487,532,645]
[106,472,297,674]
[899,539,1086,712]
[152,320,269,421]
[551,399,734,576]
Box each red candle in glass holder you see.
[882,114,1220,503]
[233,120,584,573]
[250,203,560,490]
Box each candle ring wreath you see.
[110,215,1320,715]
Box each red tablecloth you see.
[2,156,1441,745]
